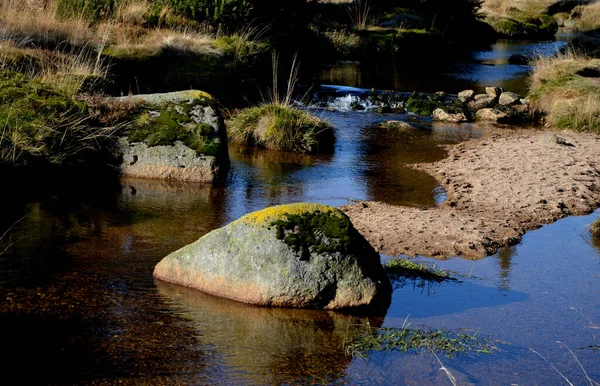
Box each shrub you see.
[228,104,334,153]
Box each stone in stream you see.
[475,108,511,123]
[432,108,468,123]
[154,203,392,310]
[458,90,475,102]
[468,96,496,111]
[113,90,229,182]
[499,91,523,106]
[485,87,503,98]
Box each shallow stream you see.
[1,37,599,385]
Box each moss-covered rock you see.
[154,203,392,310]
[113,90,229,182]
[228,104,335,154]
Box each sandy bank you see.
[341,130,600,259]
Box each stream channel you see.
[1,38,600,385]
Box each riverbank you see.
[342,128,600,259]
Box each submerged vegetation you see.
[345,320,497,358]
[591,218,600,238]
[528,52,600,133]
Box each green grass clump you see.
[385,258,452,282]
[213,34,269,64]
[0,70,111,166]
[346,323,496,358]
[591,218,600,238]
[228,104,334,153]
[528,53,600,133]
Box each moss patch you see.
[228,104,334,153]
[236,203,366,259]
[406,94,439,116]
[126,100,221,157]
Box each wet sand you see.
[342,129,600,258]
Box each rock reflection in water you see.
[496,246,517,291]
[157,281,386,385]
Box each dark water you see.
[312,38,570,96]
[2,38,600,385]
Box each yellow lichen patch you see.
[186,90,214,102]
[238,203,342,227]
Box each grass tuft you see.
[591,218,600,238]
[528,51,600,133]
[385,258,454,284]
[345,319,497,359]
[228,105,334,153]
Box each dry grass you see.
[0,0,106,47]
[0,40,108,96]
[529,51,600,133]
[109,28,221,57]
[576,1,600,31]
[481,0,555,17]
[591,218,600,237]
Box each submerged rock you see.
[116,90,228,182]
[154,203,392,310]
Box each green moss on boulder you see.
[113,90,229,182]
[154,203,392,310]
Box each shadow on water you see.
[309,39,569,95]
[156,281,385,385]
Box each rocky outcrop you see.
[115,90,229,182]
[154,203,392,310]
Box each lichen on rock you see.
[154,203,391,310]
[112,90,229,182]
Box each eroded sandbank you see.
[341,130,600,259]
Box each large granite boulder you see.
[154,203,392,310]
[115,90,229,182]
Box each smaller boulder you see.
[468,96,496,111]
[433,108,468,123]
[485,87,503,98]
[458,90,475,102]
[475,108,511,123]
[499,91,522,106]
